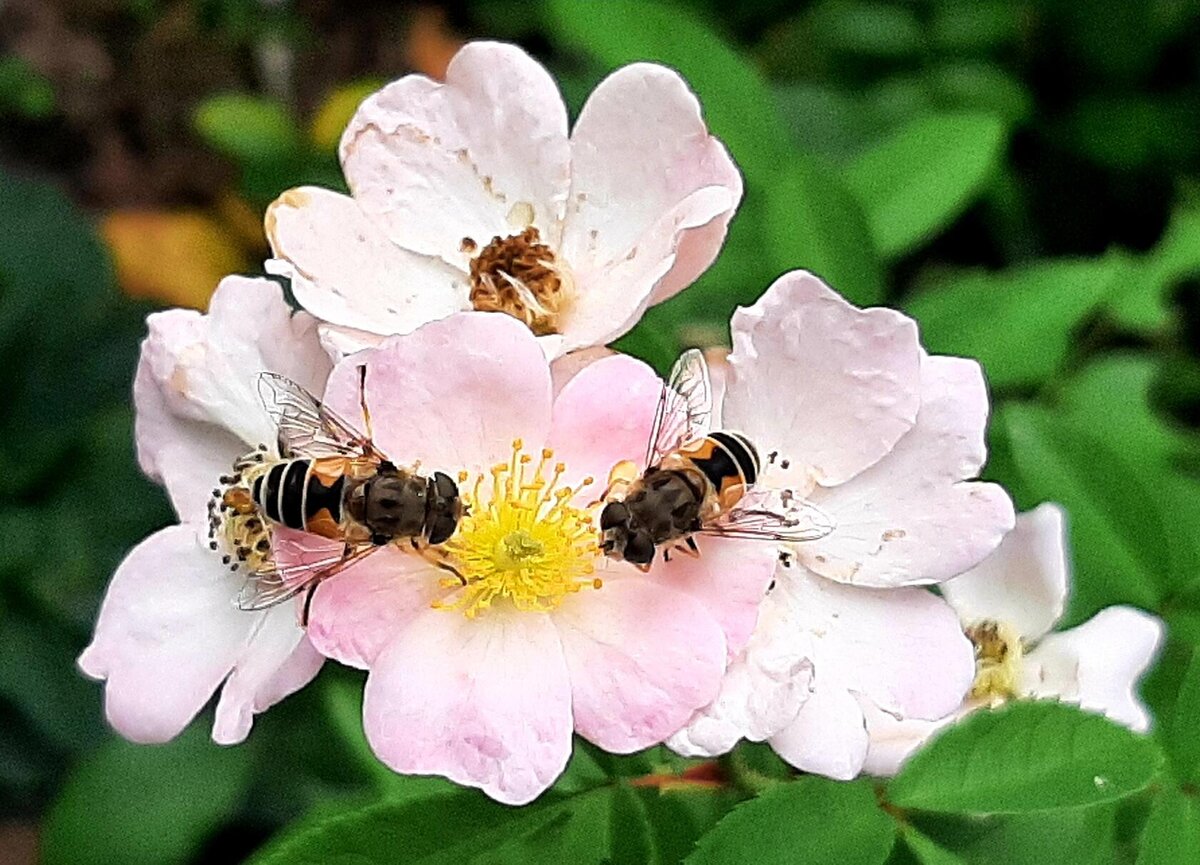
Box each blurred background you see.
[2,1,1200,863]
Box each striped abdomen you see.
[679,431,760,500]
[251,458,347,539]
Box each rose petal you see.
[135,276,331,520]
[782,570,975,721]
[667,586,816,757]
[653,537,778,656]
[265,186,468,337]
[548,347,616,398]
[307,547,444,669]
[322,312,552,474]
[546,353,659,493]
[559,186,734,352]
[340,42,570,269]
[363,608,572,805]
[562,63,742,306]
[1022,606,1163,732]
[942,503,1068,641]
[78,525,256,744]
[724,271,922,489]
[860,700,951,777]
[797,354,1015,587]
[212,606,323,745]
[769,683,869,780]
[554,578,726,753]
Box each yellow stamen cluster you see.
[966,619,1025,702]
[435,440,602,618]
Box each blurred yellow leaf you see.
[309,81,384,152]
[101,210,251,310]
[215,190,267,251]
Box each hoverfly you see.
[206,367,462,622]
[598,349,835,569]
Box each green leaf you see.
[925,63,1033,127]
[0,55,55,118]
[905,258,1121,389]
[900,827,965,865]
[844,113,1007,258]
[807,0,923,59]
[1137,785,1200,865]
[640,786,742,865]
[608,783,658,865]
[543,0,790,185]
[1110,200,1200,332]
[687,776,895,865]
[252,785,656,865]
[42,726,254,865]
[930,1,1021,53]
[1168,647,1200,784]
[908,806,1117,865]
[194,93,302,165]
[887,702,1163,814]
[997,402,1169,620]
[765,156,885,306]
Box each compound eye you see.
[625,532,655,566]
[432,471,459,499]
[427,513,458,546]
[600,502,629,530]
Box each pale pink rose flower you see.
[78,277,333,746]
[669,270,1015,777]
[264,41,742,359]
[301,312,777,805]
[862,503,1165,776]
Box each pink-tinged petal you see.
[724,271,922,489]
[654,537,778,656]
[363,609,572,805]
[861,700,952,777]
[135,277,332,520]
[134,357,243,524]
[797,354,1015,587]
[1022,606,1163,733]
[785,571,975,721]
[559,186,734,352]
[315,322,387,359]
[943,504,1068,641]
[341,42,570,269]
[667,586,816,758]
[553,578,726,753]
[769,684,869,780]
[549,346,616,398]
[546,353,659,492]
[307,547,444,669]
[212,606,323,745]
[322,312,552,473]
[562,63,742,306]
[78,526,255,744]
[265,187,468,337]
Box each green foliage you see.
[906,258,1121,389]
[1136,785,1200,865]
[194,94,302,165]
[888,702,1163,814]
[0,56,55,119]
[42,725,254,865]
[843,113,1007,259]
[687,777,895,865]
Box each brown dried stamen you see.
[468,227,566,336]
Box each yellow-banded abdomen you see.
[250,457,348,540]
[676,431,760,505]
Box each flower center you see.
[435,440,601,618]
[466,226,571,336]
[965,619,1024,701]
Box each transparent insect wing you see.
[702,487,836,542]
[256,371,366,459]
[646,348,714,468]
[236,542,380,611]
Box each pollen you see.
[468,226,572,336]
[435,440,601,618]
[966,619,1024,702]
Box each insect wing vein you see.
[645,348,714,468]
